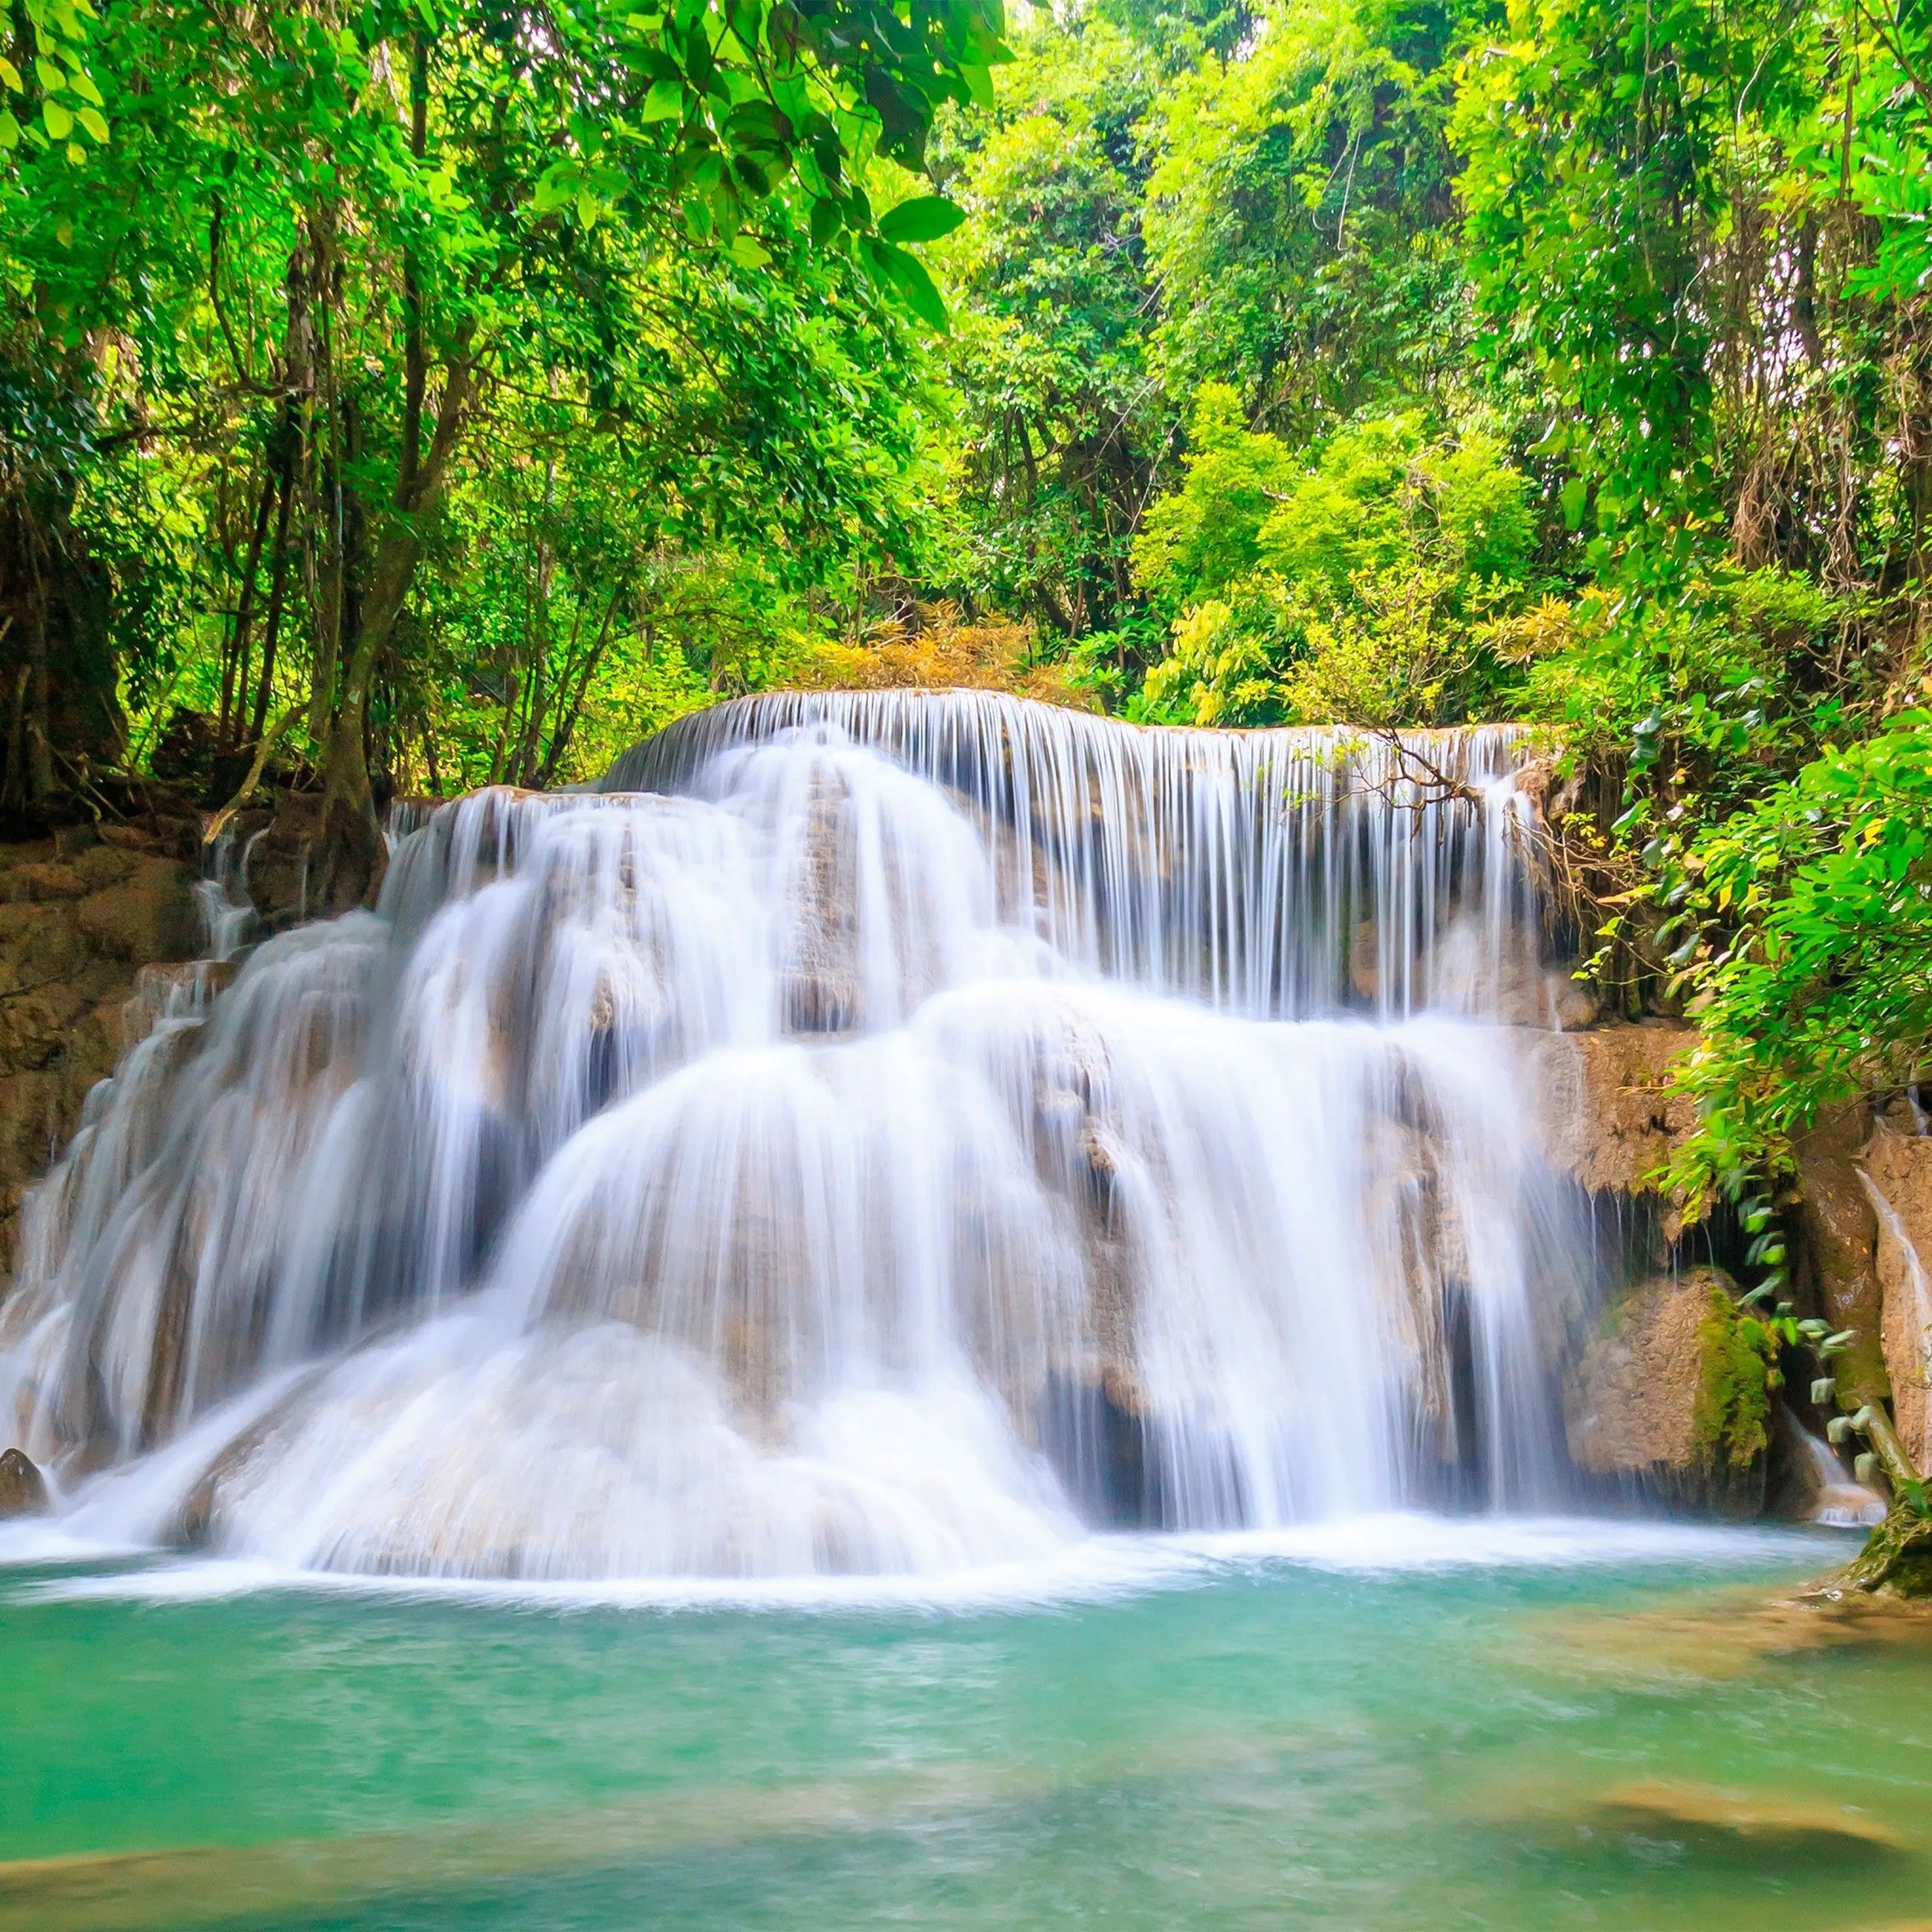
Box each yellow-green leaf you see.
[76,102,105,142]
[0,57,21,92]
[42,96,73,139]
[641,75,684,120]
[35,57,65,91]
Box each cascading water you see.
[0,693,1594,1580]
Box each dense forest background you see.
[1,0,1930,1208]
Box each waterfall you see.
[0,694,1589,1581]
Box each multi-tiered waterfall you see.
[0,694,1595,1579]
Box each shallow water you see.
[6,1518,1930,1931]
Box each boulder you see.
[1565,1266,1765,1511]
[1860,1126,1932,1469]
[234,789,390,932]
[0,1445,48,1517]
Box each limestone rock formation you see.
[1516,1021,1696,1199]
[1566,1271,1711,1476]
[777,768,862,1035]
[0,1444,48,1516]
[1565,1266,1763,1510]
[1795,1108,1891,1413]
[1583,1779,1905,1855]
[1861,1127,1932,1470]
[0,819,201,1277]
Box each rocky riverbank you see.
[0,815,204,1279]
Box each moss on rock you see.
[1840,1506,1932,1599]
[1691,1286,1780,1471]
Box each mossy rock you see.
[1692,1284,1778,1473]
[1841,1506,1932,1599]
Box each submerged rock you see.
[1587,1778,1904,1855]
[0,1445,48,1517]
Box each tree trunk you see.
[312,354,475,912]
[249,440,299,745]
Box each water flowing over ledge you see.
[604,690,1546,1020]
[1,694,1595,1582]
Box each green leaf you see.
[75,103,106,143]
[641,75,684,120]
[1558,476,1588,530]
[0,110,17,148]
[35,56,65,91]
[878,194,967,244]
[42,96,72,140]
[876,239,948,330]
[0,57,21,92]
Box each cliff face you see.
[1861,1126,1932,1470]
[1517,1021,1697,1203]
[0,817,202,1276]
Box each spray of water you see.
[0,695,1589,1579]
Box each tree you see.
[1,0,1008,895]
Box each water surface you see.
[5,1517,1928,1931]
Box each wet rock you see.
[76,857,201,964]
[0,818,209,1277]
[1861,1126,1932,1468]
[1037,1369,1160,1526]
[1565,1267,1764,1511]
[231,788,398,932]
[1517,1021,1696,1202]
[1840,1505,1932,1600]
[1768,1402,1886,1526]
[0,1445,48,1517]
[1795,1107,1892,1413]
[1586,1779,1904,1855]
[1483,956,1600,1030]
[778,770,862,1037]
[1348,919,1379,1004]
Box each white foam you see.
[5,1513,1847,1615]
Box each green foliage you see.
[0,0,1000,825]
[1661,716,1932,1206]
[924,9,1168,639]
[1138,406,1544,722]
[1133,384,1298,614]
[1141,0,1476,438]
